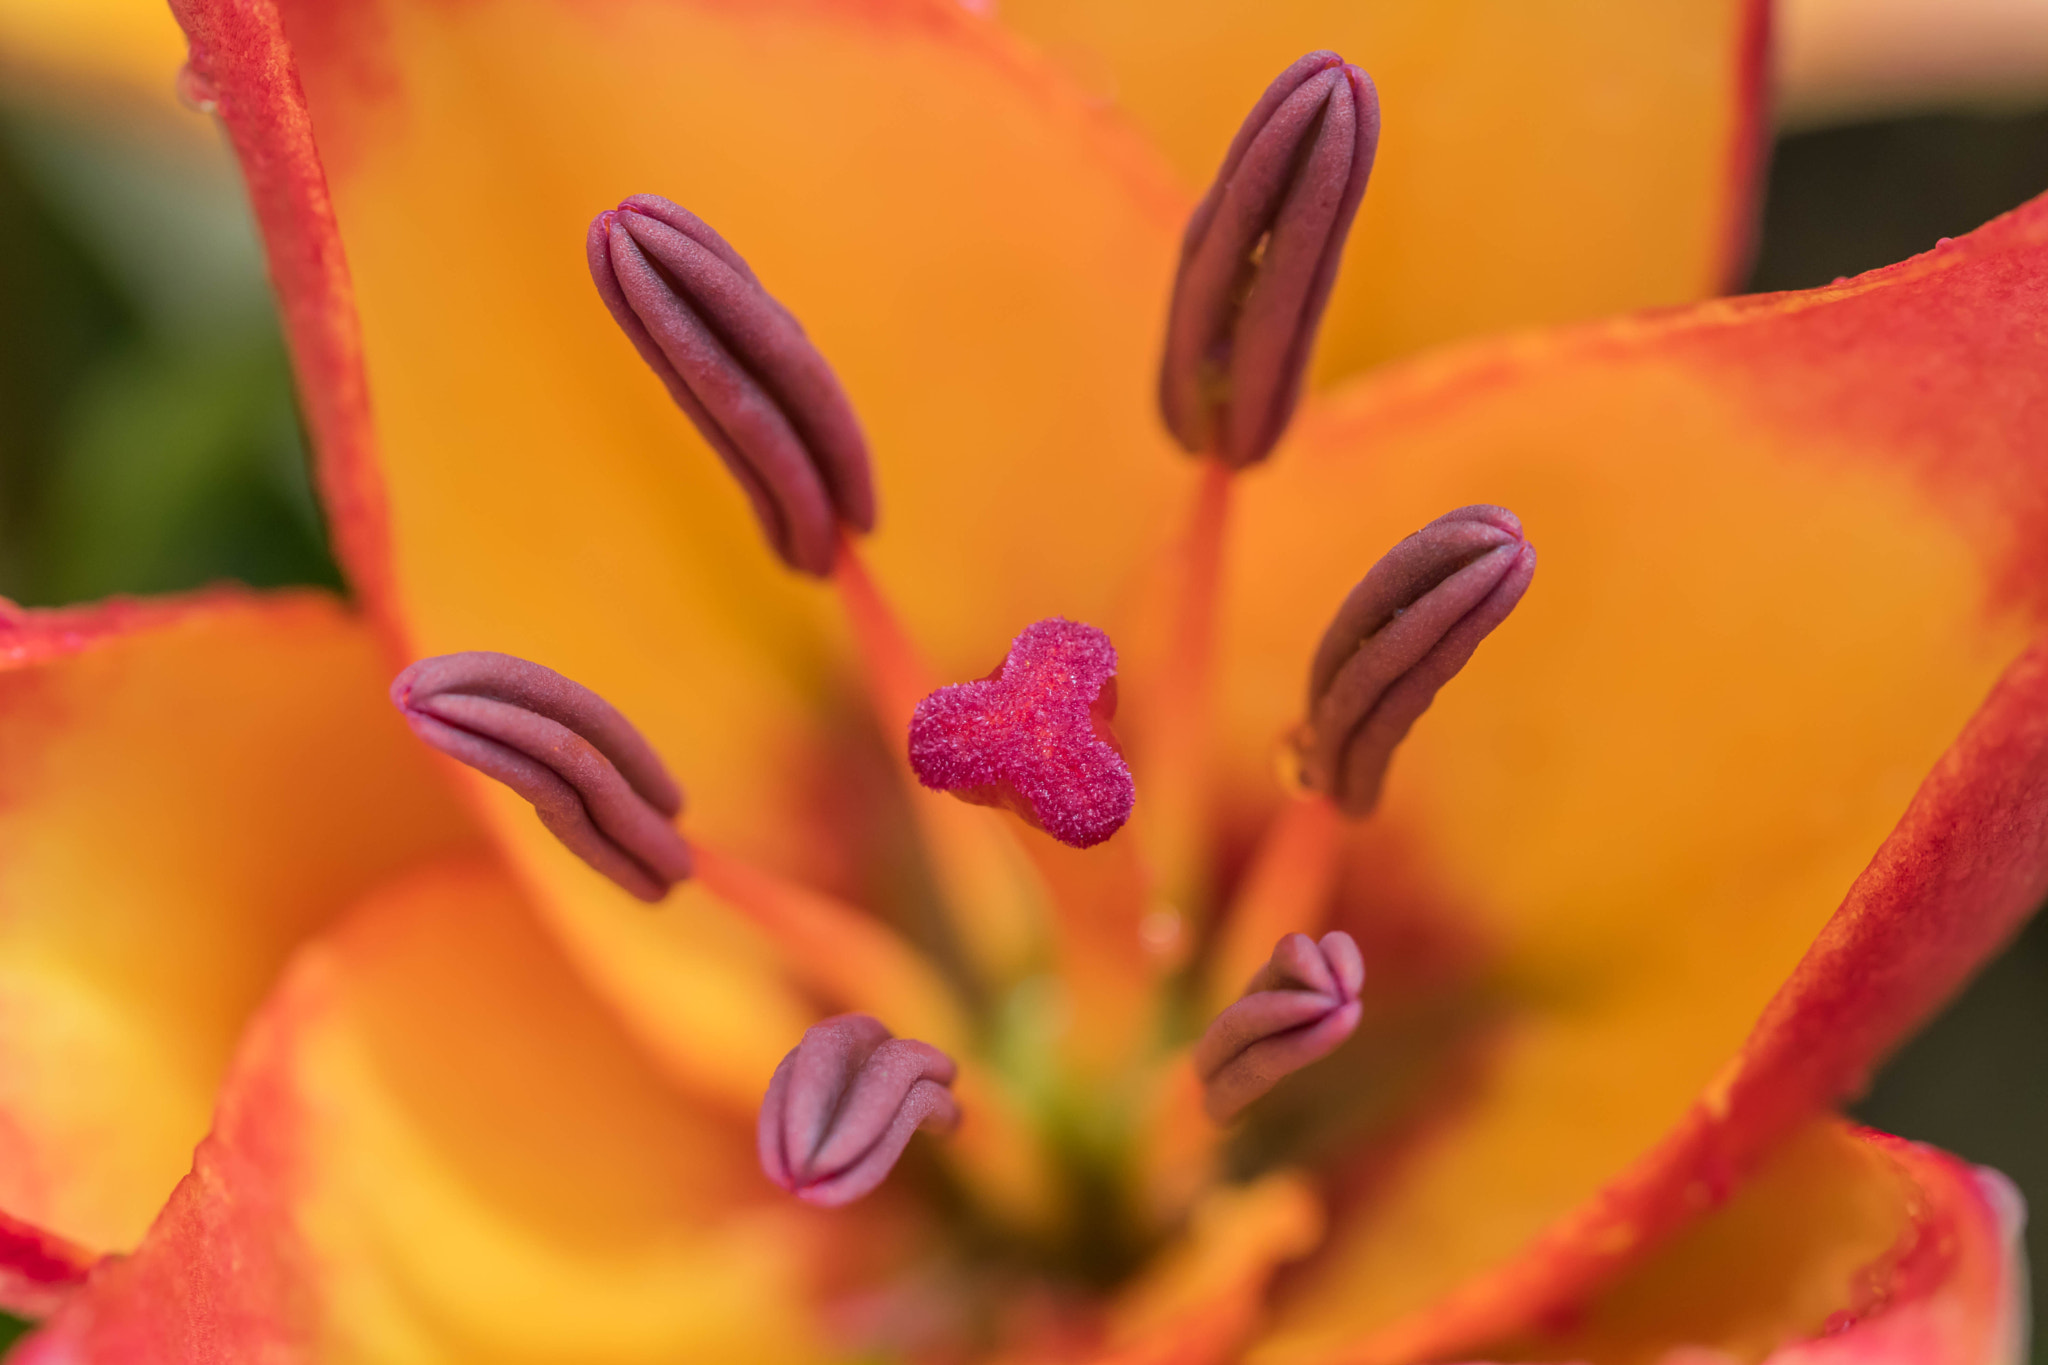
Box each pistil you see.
[1140,51,1377,909]
[835,532,1050,980]
[908,618,1136,851]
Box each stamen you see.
[758,1013,960,1207]
[390,652,692,901]
[1202,792,1344,1015]
[1137,458,1233,905]
[1160,52,1379,468]
[908,618,1136,850]
[588,195,875,575]
[835,531,1047,978]
[1194,930,1364,1123]
[691,851,1056,1226]
[832,529,935,735]
[692,845,968,1053]
[1300,505,1536,815]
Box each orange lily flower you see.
[0,0,2043,1362]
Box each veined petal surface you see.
[1224,198,2048,1361]
[996,0,1769,377]
[20,858,836,1364]
[0,590,475,1262]
[171,0,1193,1069]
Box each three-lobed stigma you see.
[907,617,1136,850]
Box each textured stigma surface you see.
[907,617,1135,849]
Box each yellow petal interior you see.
[994,0,1760,376]
[0,593,477,1251]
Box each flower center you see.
[389,47,1552,1358]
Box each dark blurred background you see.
[0,98,2043,1357]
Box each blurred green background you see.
[0,94,2043,1358]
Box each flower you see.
[0,0,2044,1362]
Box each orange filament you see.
[831,530,934,733]
[1136,460,1235,914]
[692,844,968,1053]
[696,845,1061,1229]
[1202,792,1345,1015]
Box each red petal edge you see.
[1330,637,2048,1365]
[165,0,400,654]
[1454,1128,2026,1365]
[9,947,315,1361]
[0,587,366,1344]
[0,1211,94,1320]
[1773,1132,2027,1365]
[0,588,286,669]
[1712,0,1773,290]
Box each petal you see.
[995,0,1769,376]
[0,0,193,122]
[0,589,475,1261]
[21,857,839,1362]
[1094,1173,1326,1365]
[173,0,1192,1045]
[1451,1120,2025,1365]
[1222,197,2048,1361]
[0,1212,92,1319]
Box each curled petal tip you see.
[1195,931,1364,1124]
[906,617,1135,849]
[391,652,692,902]
[1160,52,1379,468]
[1300,505,1536,816]
[759,1014,960,1207]
[587,194,875,575]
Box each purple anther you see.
[1159,52,1379,469]
[1194,930,1364,1123]
[906,617,1135,850]
[758,1013,960,1207]
[587,194,875,576]
[1301,505,1536,816]
[391,652,692,902]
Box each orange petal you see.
[1219,197,2048,1362]
[20,856,840,1361]
[1451,1120,2024,1365]
[173,0,1194,1046]
[0,0,196,127]
[1085,1173,1326,1365]
[995,0,1769,376]
[0,589,475,1266]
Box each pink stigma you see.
[907,617,1135,849]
